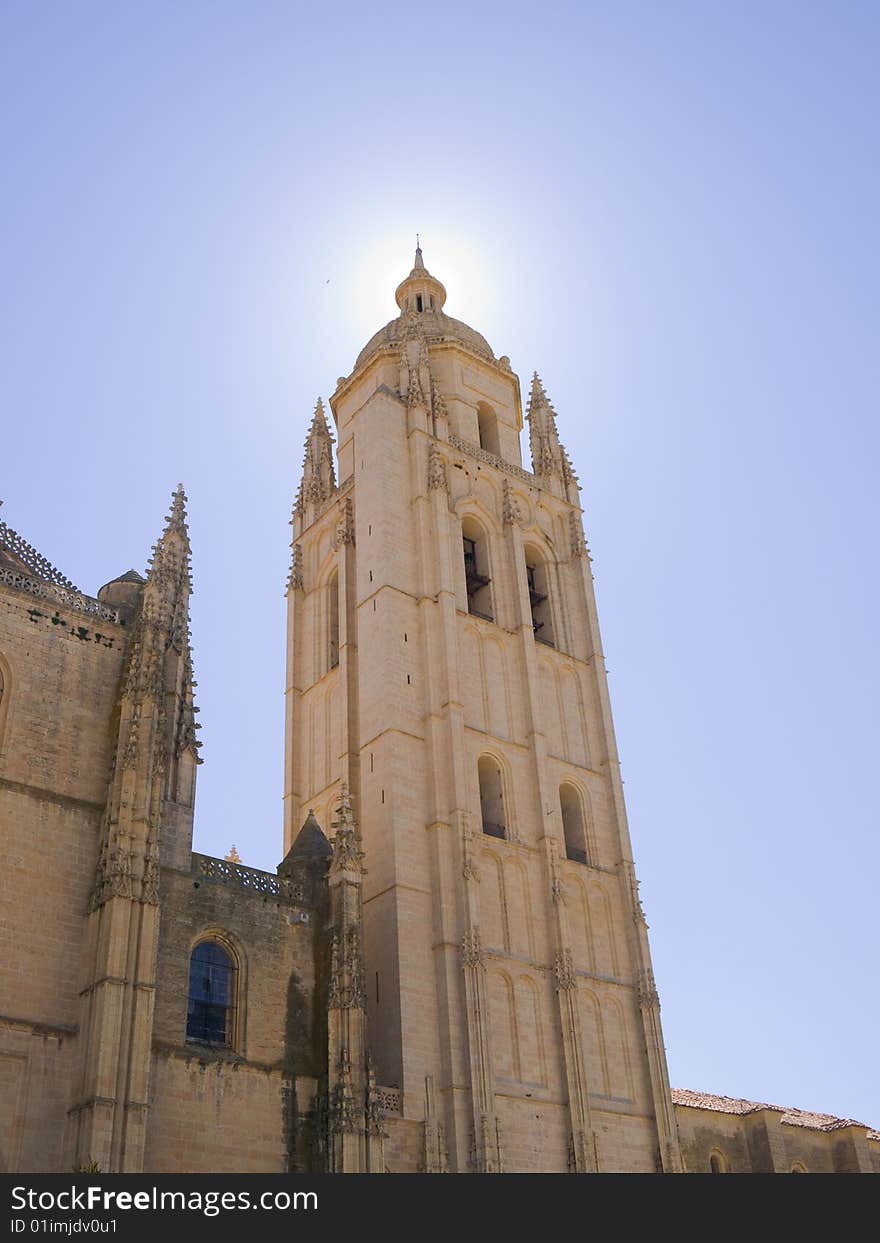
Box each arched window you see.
[0,656,9,750]
[478,755,506,840]
[524,549,554,646]
[461,518,493,620]
[186,941,237,1047]
[560,783,588,865]
[709,1150,729,1174]
[328,572,339,670]
[476,403,501,457]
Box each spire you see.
[146,484,193,643]
[527,373,579,500]
[413,236,425,271]
[296,397,337,513]
[91,485,201,912]
[310,396,331,439]
[150,484,191,567]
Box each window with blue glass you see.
[186,941,236,1046]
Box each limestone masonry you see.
[1,249,876,1173]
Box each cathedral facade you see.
[1,250,876,1174]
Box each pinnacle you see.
[528,372,550,416]
[307,397,334,441]
[164,484,189,535]
[413,241,426,272]
[147,484,192,581]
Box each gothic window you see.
[476,402,501,457]
[461,519,493,621]
[328,572,340,670]
[416,294,424,312]
[560,783,588,865]
[478,755,506,840]
[186,941,237,1047]
[709,1150,729,1174]
[524,550,554,646]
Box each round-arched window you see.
[186,941,236,1046]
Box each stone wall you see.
[147,859,323,1173]
[0,582,127,1173]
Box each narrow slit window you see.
[525,553,554,647]
[478,756,506,840]
[328,573,339,670]
[476,402,501,456]
[462,521,493,621]
[560,783,588,865]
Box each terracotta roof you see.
[672,1088,874,1133]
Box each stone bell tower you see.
[284,246,682,1173]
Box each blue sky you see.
[3,2,878,1126]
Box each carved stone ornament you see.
[554,947,576,991]
[334,497,355,547]
[461,821,480,883]
[330,783,365,874]
[502,479,526,527]
[620,859,649,929]
[141,836,160,906]
[637,966,660,1009]
[569,510,589,559]
[329,1051,360,1135]
[407,367,425,409]
[287,543,304,591]
[122,705,141,770]
[431,377,447,420]
[366,1062,388,1138]
[427,444,449,493]
[461,927,485,970]
[327,928,366,1011]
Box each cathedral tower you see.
[285,248,682,1173]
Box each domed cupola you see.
[394,242,448,315]
[350,243,496,375]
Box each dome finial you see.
[414,234,425,271]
